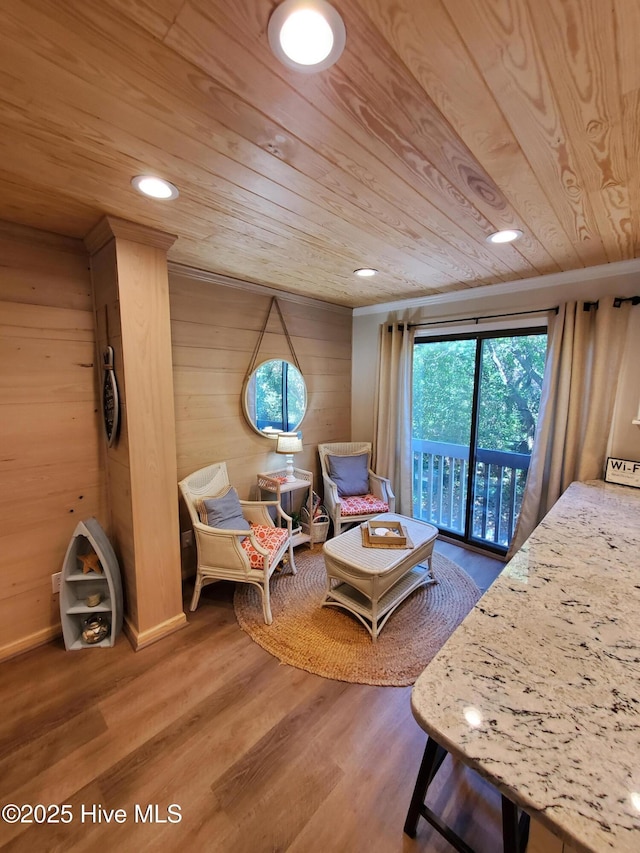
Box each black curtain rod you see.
[584,295,640,310]
[401,305,559,331]
[389,296,639,331]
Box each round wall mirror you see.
[243,359,307,437]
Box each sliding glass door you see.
[412,329,547,553]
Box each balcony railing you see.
[412,439,531,549]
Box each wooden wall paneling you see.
[175,389,351,429]
[90,239,133,481]
[0,221,92,309]
[174,411,352,486]
[171,326,351,365]
[0,339,97,407]
[172,368,247,398]
[0,483,105,541]
[0,300,94,339]
[169,274,353,340]
[304,373,352,394]
[172,347,254,374]
[2,518,97,601]
[86,218,186,649]
[0,462,104,518]
[173,369,351,412]
[0,410,104,474]
[0,224,107,661]
[170,273,352,563]
[176,343,351,378]
[105,456,136,627]
[116,239,184,642]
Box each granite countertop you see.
[411,480,640,853]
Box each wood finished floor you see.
[0,543,504,853]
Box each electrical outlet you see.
[181,530,193,548]
[51,571,62,594]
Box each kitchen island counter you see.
[411,480,640,852]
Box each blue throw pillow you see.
[196,486,250,532]
[327,453,369,497]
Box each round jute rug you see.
[234,549,481,687]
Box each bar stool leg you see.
[405,737,531,853]
[501,795,530,853]
[404,736,441,837]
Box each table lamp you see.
[276,432,303,482]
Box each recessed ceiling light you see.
[131,175,179,200]
[268,0,346,73]
[354,268,378,277]
[486,229,523,244]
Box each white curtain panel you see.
[508,299,632,557]
[373,322,414,515]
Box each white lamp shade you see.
[275,432,302,482]
[276,433,303,454]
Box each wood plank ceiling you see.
[0,0,637,308]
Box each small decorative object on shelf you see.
[81,614,110,644]
[60,518,123,650]
[78,551,103,575]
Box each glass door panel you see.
[412,330,547,552]
[470,334,547,548]
[412,339,476,536]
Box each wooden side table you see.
[257,468,314,550]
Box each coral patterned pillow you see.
[340,495,389,517]
[241,524,289,569]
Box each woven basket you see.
[301,507,330,544]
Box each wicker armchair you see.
[318,442,395,537]
[179,462,296,624]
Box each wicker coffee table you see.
[322,513,438,641]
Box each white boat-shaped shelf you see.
[60,518,123,650]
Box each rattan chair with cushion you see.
[318,442,395,537]
[179,462,296,624]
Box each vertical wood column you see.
[85,216,186,649]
